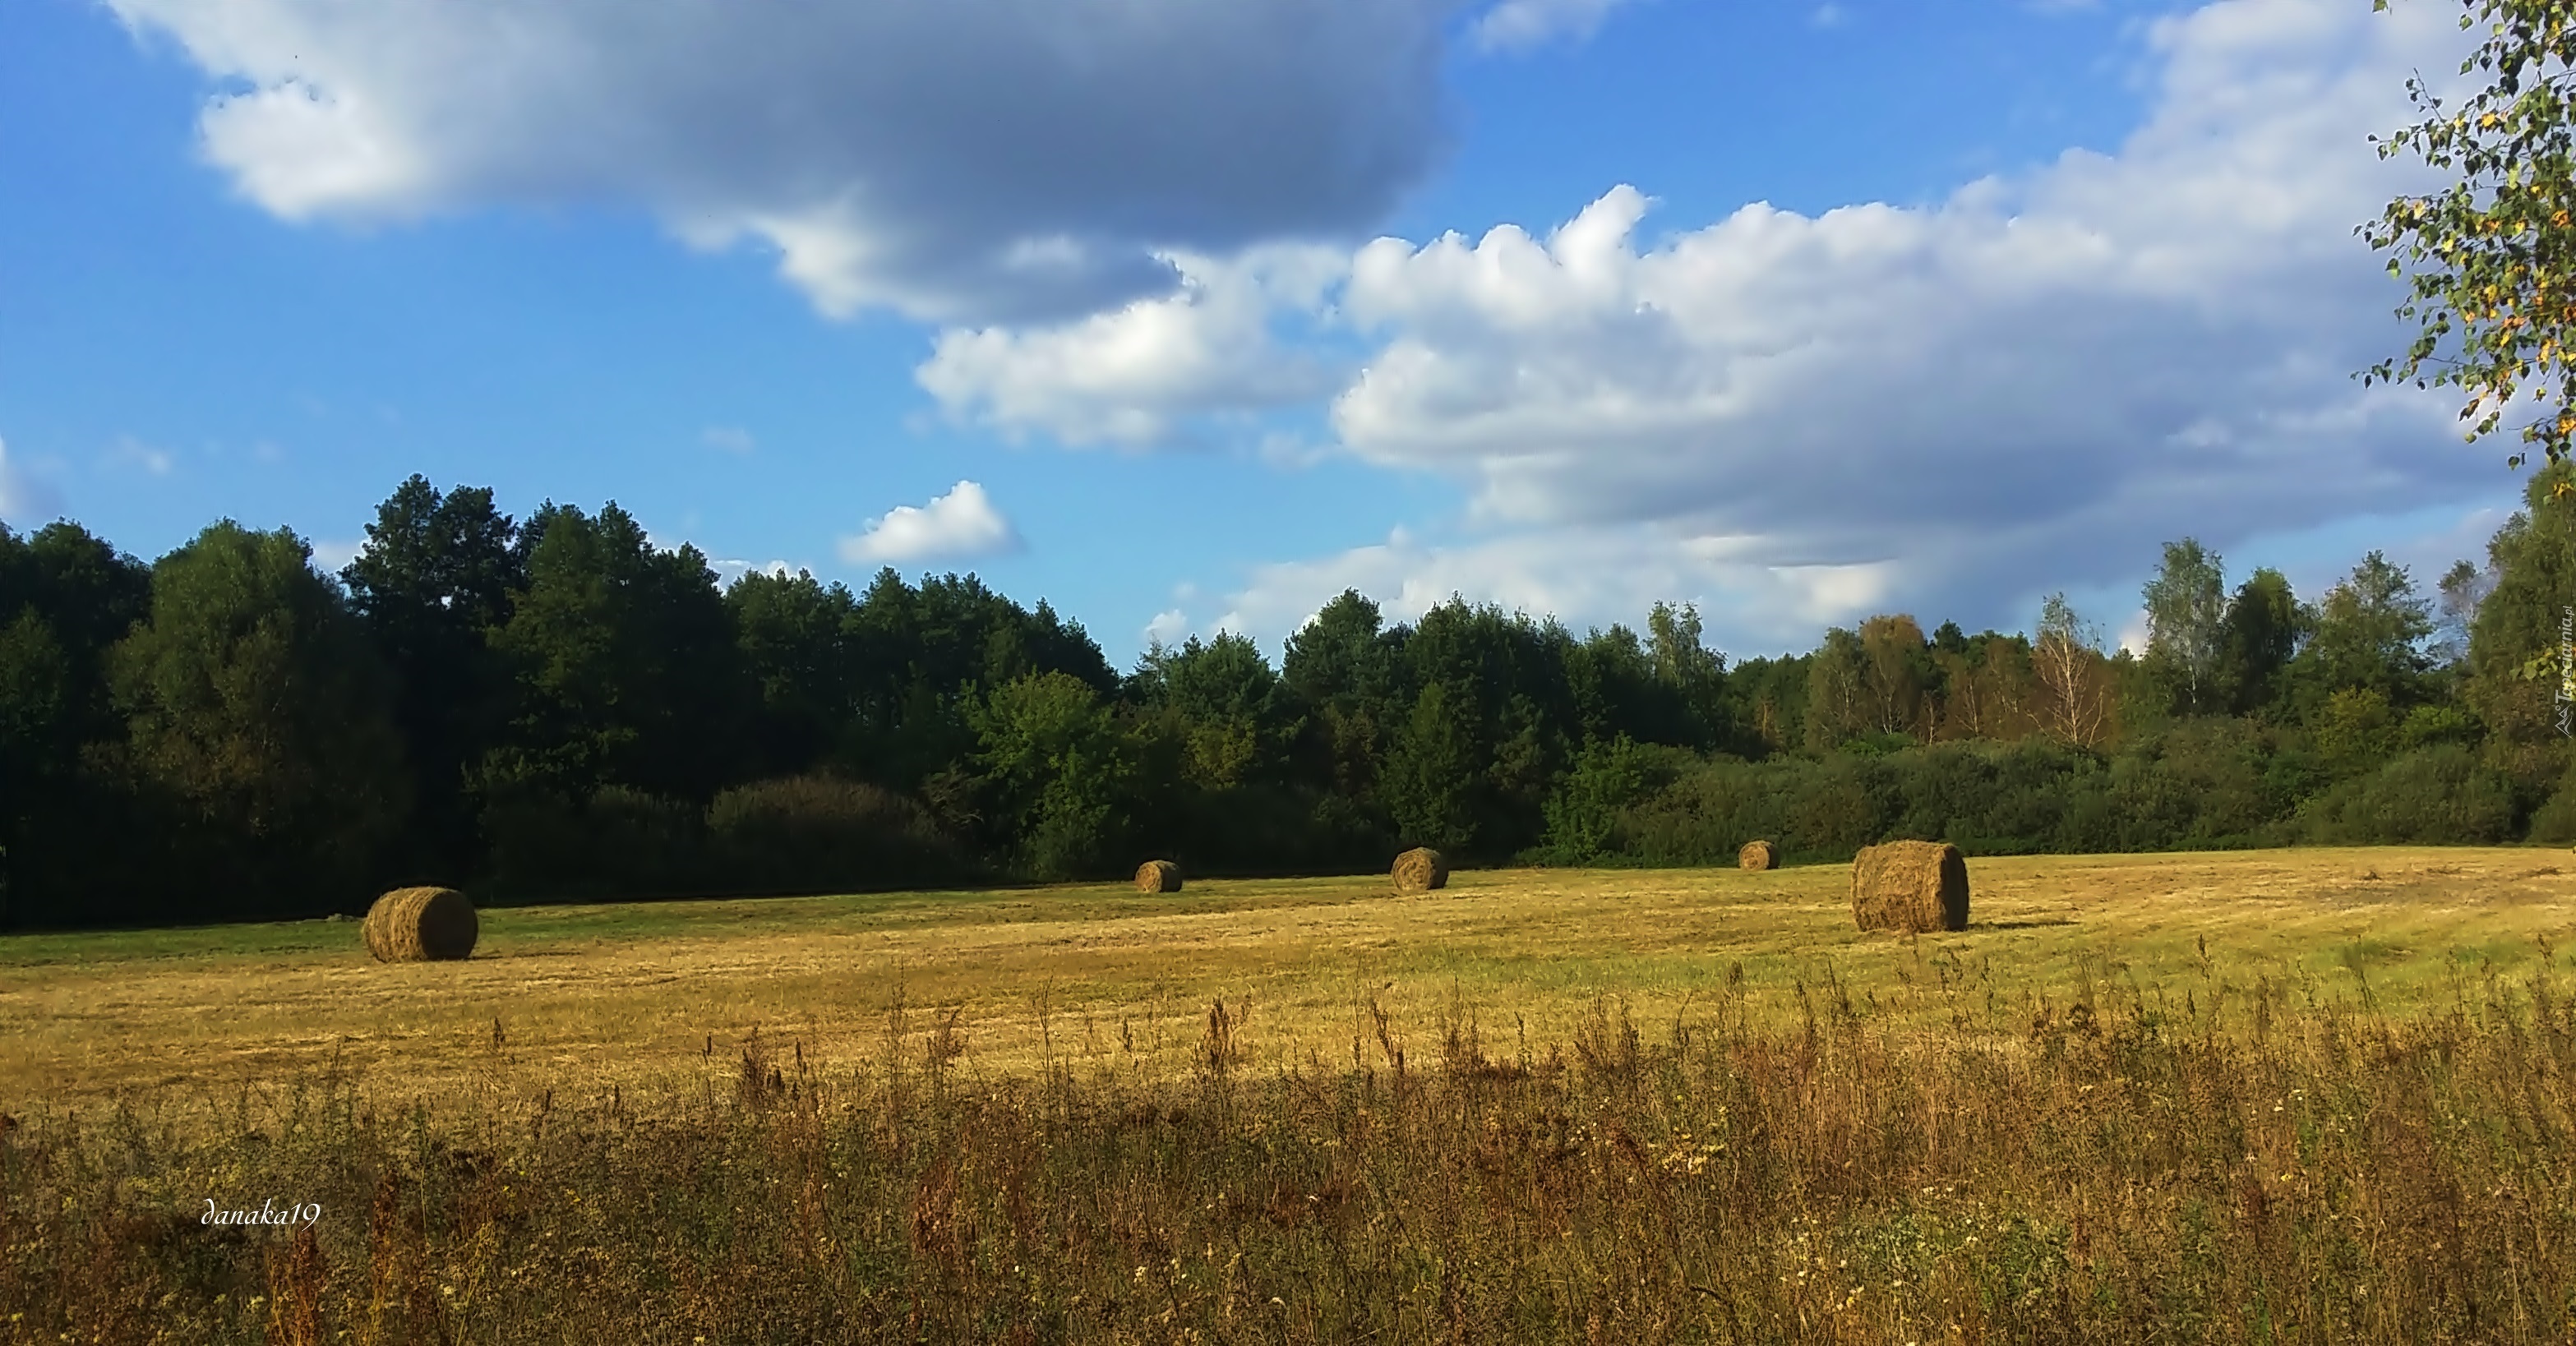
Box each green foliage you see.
[2467,465,2576,793]
[482,502,749,802]
[341,476,524,872]
[20,475,2576,929]
[2300,744,2518,844]
[1382,680,1480,851]
[704,775,964,893]
[2142,538,2229,715]
[2313,686,2402,777]
[2217,567,2304,717]
[482,781,707,901]
[2364,0,2576,468]
[972,672,1140,880]
[1132,632,1296,790]
[727,569,858,776]
[1535,735,1687,864]
[110,523,408,883]
[2294,551,2435,708]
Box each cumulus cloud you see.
[916,246,1349,447]
[1310,0,2473,637]
[1471,0,1639,53]
[838,481,1023,565]
[1069,0,2491,650]
[105,0,1458,323]
[1205,523,1903,649]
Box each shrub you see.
[704,775,963,893]
[482,782,706,901]
[2299,744,2516,844]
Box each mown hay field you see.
[9,848,2576,1344]
[3,847,2570,1115]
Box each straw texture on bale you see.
[1392,847,1448,894]
[1135,860,1184,894]
[1849,841,1969,933]
[363,887,478,962]
[1738,840,1779,872]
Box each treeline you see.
[4,469,2574,929]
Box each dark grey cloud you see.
[108,0,1461,321]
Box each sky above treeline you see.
[0,0,2522,664]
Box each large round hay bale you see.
[1135,860,1183,893]
[1849,841,1969,933]
[363,887,478,962]
[1738,840,1779,872]
[1392,847,1448,894]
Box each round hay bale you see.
[362,887,478,962]
[1849,841,1969,933]
[1392,846,1448,894]
[1135,860,1184,893]
[1738,839,1780,872]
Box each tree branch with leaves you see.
[2364,0,2576,477]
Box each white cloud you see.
[106,0,1461,323]
[1143,608,1192,648]
[104,436,175,477]
[713,557,796,583]
[308,537,365,571]
[1471,0,1638,53]
[1300,0,2477,637]
[1045,0,2498,649]
[916,246,1347,447]
[1205,522,1909,653]
[838,481,1023,565]
[702,426,755,455]
[0,439,67,526]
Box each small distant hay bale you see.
[363,887,478,962]
[1392,847,1448,894]
[1738,840,1780,872]
[1849,841,1969,933]
[1135,860,1184,893]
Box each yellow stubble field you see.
[3,846,2571,1121]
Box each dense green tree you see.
[1132,632,1295,791]
[109,523,407,911]
[1380,680,1480,852]
[1395,600,1579,855]
[2468,464,2576,789]
[1724,652,1810,756]
[728,569,860,777]
[1281,590,1404,807]
[482,503,747,803]
[341,477,524,873]
[0,523,151,925]
[2295,551,2435,708]
[2217,568,2305,717]
[842,569,1117,793]
[972,671,1138,879]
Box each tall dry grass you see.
[6,952,2574,1344]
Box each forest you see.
[4,466,2574,929]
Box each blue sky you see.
[0,0,2518,665]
